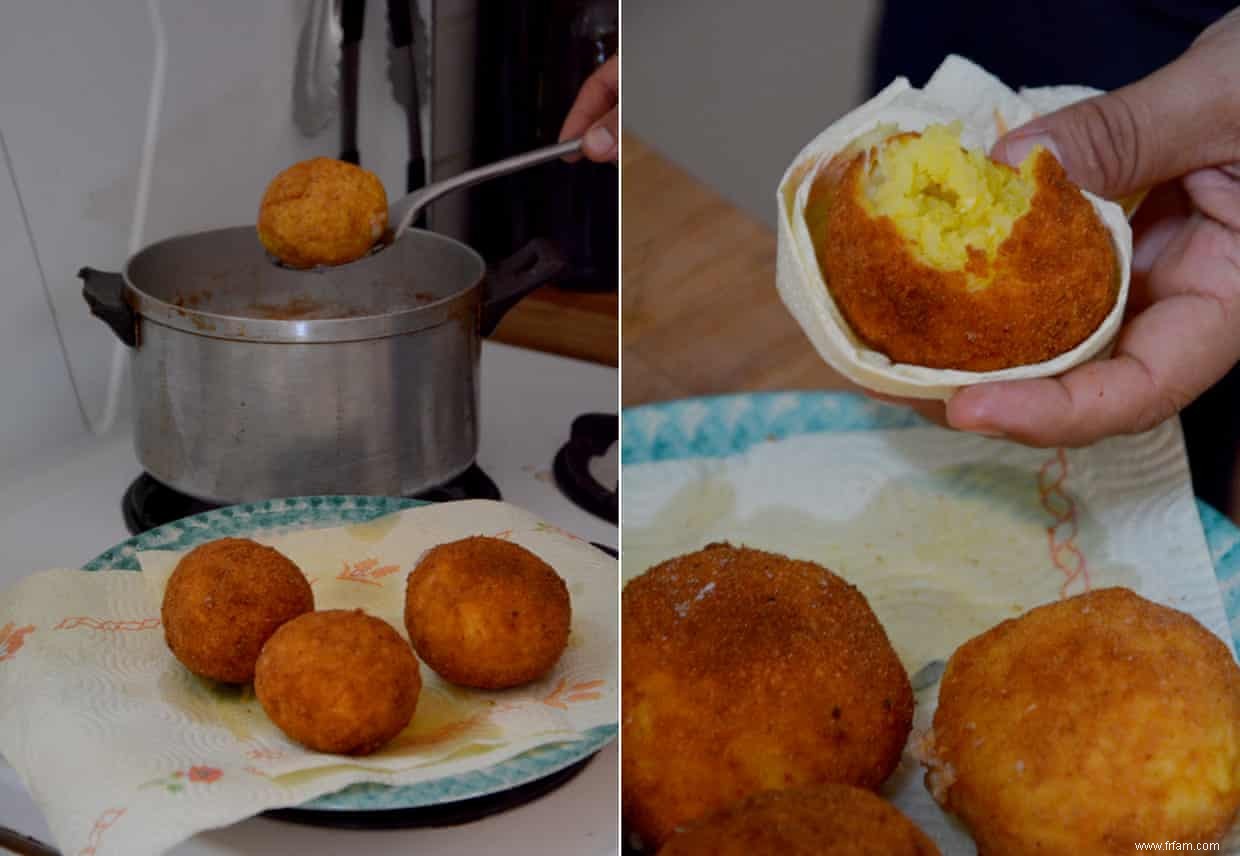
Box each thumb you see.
[992,47,1239,199]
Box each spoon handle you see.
[390,138,584,239]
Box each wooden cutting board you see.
[490,285,618,366]
[621,131,849,406]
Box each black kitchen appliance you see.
[469,0,618,292]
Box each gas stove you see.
[0,342,618,856]
[121,464,504,536]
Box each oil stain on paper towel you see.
[623,463,1140,681]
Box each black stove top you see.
[122,464,502,535]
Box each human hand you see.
[940,10,1240,446]
[559,54,619,163]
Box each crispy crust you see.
[404,537,571,690]
[254,609,421,755]
[622,543,913,850]
[257,157,388,269]
[161,537,314,683]
[658,783,941,856]
[921,588,1240,855]
[808,142,1118,370]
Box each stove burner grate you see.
[553,413,618,524]
[122,465,502,535]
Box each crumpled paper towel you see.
[0,500,617,855]
[623,408,1238,854]
[775,54,1134,399]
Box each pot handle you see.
[80,267,137,347]
[479,239,570,337]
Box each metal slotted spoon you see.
[269,138,583,270]
[387,137,583,242]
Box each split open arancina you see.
[805,122,1119,371]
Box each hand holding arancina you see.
[932,10,1240,447]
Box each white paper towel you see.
[775,55,1134,399]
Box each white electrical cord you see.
[91,0,166,436]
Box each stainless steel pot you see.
[81,227,564,503]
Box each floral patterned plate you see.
[82,495,616,816]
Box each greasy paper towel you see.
[775,55,1134,399]
[0,500,617,855]
[623,413,1237,854]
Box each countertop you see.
[621,132,848,406]
[492,286,618,368]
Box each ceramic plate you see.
[622,391,1240,651]
[83,494,616,813]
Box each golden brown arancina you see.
[918,587,1240,855]
[623,543,914,851]
[161,537,313,683]
[658,783,940,856]
[254,609,421,755]
[808,134,1118,371]
[257,157,388,269]
[404,537,571,690]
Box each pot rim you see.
[123,226,486,343]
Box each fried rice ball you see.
[404,536,571,689]
[916,587,1240,855]
[161,537,313,683]
[257,157,388,269]
[254,609,421,755]
[658,784,940,856]
[623,543,914,850]
[806,122,1118,370]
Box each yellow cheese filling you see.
[860,122,1039,282]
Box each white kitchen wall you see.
[0,0,441,470]
[0,141,89,478]
[0,0,155,447]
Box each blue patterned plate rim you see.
[623,391,1240,652]
[81,494,617,812]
